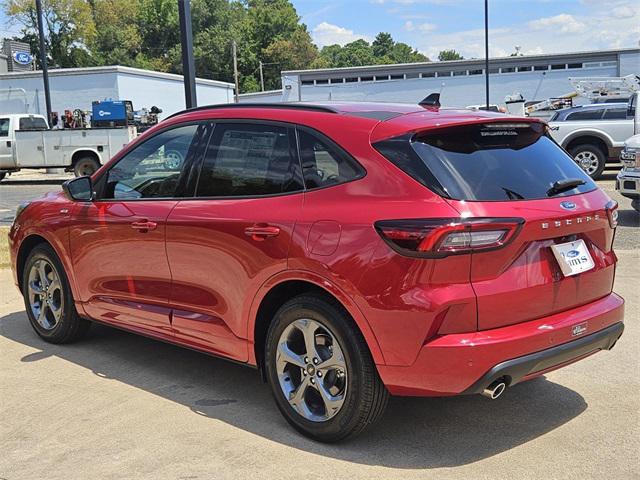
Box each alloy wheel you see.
[27,259,64,330]
[275,318,348,422]
[574,150,600,175]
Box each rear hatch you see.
[374,120,618,330]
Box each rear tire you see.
[22,244,90,344]
[265,293,388,442]
[570,144,606,179]
[73,156,100,177]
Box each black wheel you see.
[570,144,606,179]
[163,149,184,170]
[265,293,388,442]
[73,156,100,177]
[22,244,90,344]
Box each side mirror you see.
[62,176,94,201]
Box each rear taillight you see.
[375,218,524,257]
[605,200,618,228]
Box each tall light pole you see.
[178,0,197,108]
[484,0,490,110]
[35,0,52,124]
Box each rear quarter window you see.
[374,122,597,201]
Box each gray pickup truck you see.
[548,102,633,179]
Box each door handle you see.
[244,224,280,241]
[131,220,157,232]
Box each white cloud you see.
[528,14,586,34]
[404,21,437,33]
[311,22,369,47]
[612,5,636,18]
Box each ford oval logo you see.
[566,250,580,258]
[560,201,576,210]
[12,51,33,66]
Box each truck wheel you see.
[265,293,389,442]
[163,150,184,171]
[73,156,100,177]
[570,144,606,179]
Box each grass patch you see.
[0,226,10,269]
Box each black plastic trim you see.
[164,102,339,122]
[463,321,624,394]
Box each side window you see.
[0,118,9,137]
[297,129,364,189]
[565,109,604,121]
[18,116,48,130]
[602,108,627,120]
[101,124,207,200]
[196,123,303,197]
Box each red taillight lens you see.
[375,218,524,257]
[605,200,618,228]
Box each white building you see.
[0,65,235,119]
[240,47,640,107]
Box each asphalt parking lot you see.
[0,174,638,479]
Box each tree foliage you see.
[2,0,429,93]
[438,49,463,61]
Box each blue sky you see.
[291,0,640,60]
[1,1,638,61]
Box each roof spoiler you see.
[419,93,441,108]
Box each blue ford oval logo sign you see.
[13,51,33,66]
[566,250,580,258]
[560,201,576,210]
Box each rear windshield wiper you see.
[547,178,586,197]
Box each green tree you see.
[4,0,97,68]
[372,32,393,58]
[438,49,463,61]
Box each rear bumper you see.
[378,292,624,396]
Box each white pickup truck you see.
[0,113,136,181]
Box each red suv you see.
[9,102,624,442]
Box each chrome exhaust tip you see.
[482,380,506,400]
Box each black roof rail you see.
[163,102,339,121]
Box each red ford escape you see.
[8,101,624,442]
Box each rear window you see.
[374,122,597,201]
[565,109,603,121]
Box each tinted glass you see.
[19,116,48,130]
[602,108,627,120]
[298,130,364,189]
[374,123,597,201]
[102,124,206,200]
[565,109,603,121]
[196,123,302,197]
[0,118,9,137]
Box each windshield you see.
[374,122,597,201]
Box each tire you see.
[0,171,6,182]
[73,156,100,177]
[570,144,606,179]
[22,244,90,344]
[265,293,388,442]
[163,149,184,171]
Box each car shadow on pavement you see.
[1,311,588,469]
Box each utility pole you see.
[35,0,52,124]
[232,40,240,103]
[178,0,197,108]
[484,0,490,110]
[259,61,265,92]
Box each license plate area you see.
[550,239,595,277]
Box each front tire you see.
[570,144,606,179]
[22,244,90,343]
[265,294,388,442]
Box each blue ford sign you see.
[13,51,33,66]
